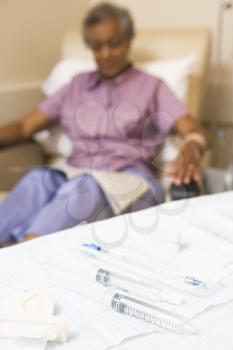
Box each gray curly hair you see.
[82,2,135,45]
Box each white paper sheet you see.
[0,243,156,350]
[7,339,47,350]
[1,192,233,350]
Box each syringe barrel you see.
[95,268,157,291]
[93,268,183,305]
[110,293,192,334]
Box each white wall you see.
[0,0,89,86]
[0,0,89,123]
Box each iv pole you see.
[211,0,232,165]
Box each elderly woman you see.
[0,2,207,244]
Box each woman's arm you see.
[0,109,54,147]
[168,115,208,185]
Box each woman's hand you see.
[167,141,202,185]
[170,115,207,185]
[0,109,52,147]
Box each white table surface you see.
[1,191,233,350]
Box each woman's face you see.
[87,17,131,78]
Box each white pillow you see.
[42,59,97,96]
[42,55,197,100]
[36,55,197,158]
[138,54,197,102]
[33,125,73,157]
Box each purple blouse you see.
[38,66,188,173]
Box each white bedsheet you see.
[0,191,233,350]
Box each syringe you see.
[105,292,195,334]
[93,267,184,306]
[80,244,216,296]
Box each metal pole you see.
[211,0,232,165]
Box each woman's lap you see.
[0,166,164,242]
[26,172,113,236]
